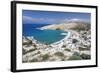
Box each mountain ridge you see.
[39,21,90,31]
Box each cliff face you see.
[40,21,90,31]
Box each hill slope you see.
[40,21,90,31]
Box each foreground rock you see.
[22,31,91,62]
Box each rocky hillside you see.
[22,21,91,63]
[40,21,90,31]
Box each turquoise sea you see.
[23,24,67,44]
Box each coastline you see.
[22,24,91,62]
[51,31,70,45]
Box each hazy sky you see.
[22,10,91,24]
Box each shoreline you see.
[22,28,91,62]
[51,31,70,46]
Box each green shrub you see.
[22,60,27,63]
[61,58,65,61]
[23,48,37,55]
[27,48,37,53]
[80,54,91,59]
[68,55,82,60]
[64,48,71,52]
[54,52,64,57]
[29,58,38,62]
[62,45,66,48]
[79,47,90,51]
[73,52,80,56]
[72,39,78,43]
[22,48,26,55]
[42,54,50,61]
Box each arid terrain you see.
[22,21,91,63]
